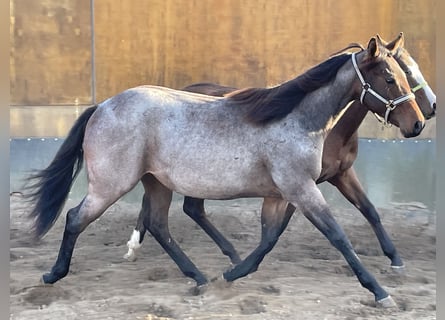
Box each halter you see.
[411,81,428,93]
[351,52,415,127]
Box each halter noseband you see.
[411,81,428,93]
[351,52,415,127]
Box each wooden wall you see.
[10,0,92,105]
[10,0,436,138]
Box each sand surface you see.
[10,195,435,319]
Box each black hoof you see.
[41,273,57,284]
[41,270,65,284]
[189,283,209,296]
[222,268,238,282]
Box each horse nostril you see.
[414,120,424,135]
[432,102,436,111]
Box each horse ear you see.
[377,35,388,46]
[366,37,380,58]
[385,32,404,53]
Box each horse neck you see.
[329,100,368,142]
[290,60,359,135]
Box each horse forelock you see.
[228,53,351,125]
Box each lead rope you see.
[351,52,415,128]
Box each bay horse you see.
[124,33,436,277]
[27,35,424,307]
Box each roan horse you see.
[27,35,425,308]
[124,33,436,278]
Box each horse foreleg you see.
[141,174,208,287]
[222,198,294,281]
[124,194,149,261]
[291,183,396,308]
[183,196,242,265]
[328,167,404,269]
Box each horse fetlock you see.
[389,255,404,269]
[127,230,142,249]
[123,230,142,261]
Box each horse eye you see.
[386,78,395,84]
[405,70,412,76]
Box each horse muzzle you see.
[402,120,425,138]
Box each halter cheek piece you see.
[351,52,415,127]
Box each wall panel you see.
[10,0,92,105]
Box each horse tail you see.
[26,105,98,239]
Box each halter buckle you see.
[386,100,396,111]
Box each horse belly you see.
[149,157,279,200]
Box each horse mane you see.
[329,43,365,56]
[227,53,352,124]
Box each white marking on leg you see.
[123,230,142,261]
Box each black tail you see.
[26,105,98,238]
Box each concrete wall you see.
[10,0,436,138]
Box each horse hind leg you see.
[183,196,242,265]
[328,167,404,269]
[141,174,208,287]
[42,160,142,284]
[124,194,149,261]
[124,195,243,265]
[42,188,127,284]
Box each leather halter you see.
[351,52,415,127]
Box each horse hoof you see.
[209,275,232,290]
[189,283,209,296]
[41,273,56,284]
[376,295,397,308]
[39,276,48,285]
[123,252,137,262]
[391,264,405,275]
[210,274,225,283]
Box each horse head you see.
[353,35,425,138]
[384,32,436,119]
